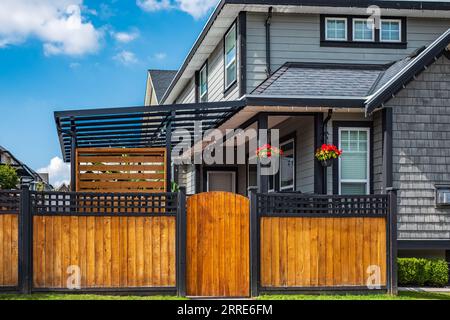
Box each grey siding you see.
[276,116,315,193]
[247,13,450,92]
[388,56,450,240]
[373,111,384,195]
[175,78,195,104]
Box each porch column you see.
[166,111,175,192]
[70,119,77,192]
[314,113,325,194]
[257,113,269,193]
[382,108,393,191]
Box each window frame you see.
[435,185,450,207]
[224,22,237,91]
[352,18,375,42]
[279,138,296,192]
[338,127,371,195]
[199,61,208,102]
[380,19,402,43]
[325,17,348,41]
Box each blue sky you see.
[0,0,218,186]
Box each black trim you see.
[19,186,32,294]
[194,71,200,103]
[176,189,187,296]
[279,132,296,192]
[398,240,450,250]
[320,15,407,49]
[238,11,247,97]
[314,113,324,194]
[382,108,393,191]
[332,121,374,195]
[224,20,238,95]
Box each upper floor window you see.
[353,18,374,42]
[381,19,401,42]
[199,63,208,102]
[280,139,295,191]
[321,15,406,49]
[339,128,370,195]
[224,23,237,89]
[325,17,347,41]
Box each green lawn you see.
[0,294,186,300]
[258,291,450,300]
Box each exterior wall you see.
[175,78,196,104]
[274,116,315,193]
[247,12,450,92]
[373,111,384,195]
[387,55,450,240]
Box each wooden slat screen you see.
[76,148,166,193]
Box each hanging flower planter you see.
[315,144,342,167]
[256,144,283,159]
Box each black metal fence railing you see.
[31,191,179,216]
[0,190,21,214]
[256,193,389,217]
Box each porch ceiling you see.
[54,101,245,163]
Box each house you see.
[0,145,51,190]
[152,1,450,263]
[144,69,177,106]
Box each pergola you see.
[54,101,246,191]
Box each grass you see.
[0,294,186,300]
[258,291,450,300]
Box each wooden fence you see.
[253,193,392,293]
[0,191,20,290]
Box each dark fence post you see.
[19,185,32,294]
[249,187,259,297]
[176,187,187,297]
[387,188,398,295]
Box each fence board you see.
[0,214,18,287]
[260,217,387,288]
[33,215,176,289]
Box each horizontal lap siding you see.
[260,217,387,288]
[33,216,176,289]
[389,56,450,240]
[0,214,19,287]
[247,13,450,91]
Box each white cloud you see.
[0,0,101,56]
[69,62,81,69]
[113,50,138,65]
[154,52,167,60]
[137,0,218,19]
[112,30,139,43]
[38,157,70,188]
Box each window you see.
[224,23,237,89]
[325,18,347,41]
[339,128,370,195]
[436,185,450,207]
[381,19,401,42]
[353,19,374,42]
[279,139,295,191]
[199,63,208,102]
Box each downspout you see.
[265,7,273,77]
[322,109,333,194]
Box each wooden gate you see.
[186,192,250,297]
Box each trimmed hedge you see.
[398,258,449,287]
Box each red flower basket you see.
[256,144,283,159]
[315,144,342,167]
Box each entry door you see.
[207,171,236,193]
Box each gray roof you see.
[148,69,177,103]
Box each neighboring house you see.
[144,69,177,106]
[149,1,450,262]
[0,145,52,190]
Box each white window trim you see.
[206,171,236,193]
[338,127,370,195]
[325,17,348,41]
[224,23,237,89]
[199,64,208,100]
[380,19,402,43]
[279,138,295,191]
[353,18,375,42]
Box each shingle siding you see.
[387,56,450,240]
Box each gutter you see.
[265,7,273,77]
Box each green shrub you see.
[398,258,449,287]
[0,164,19,189]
